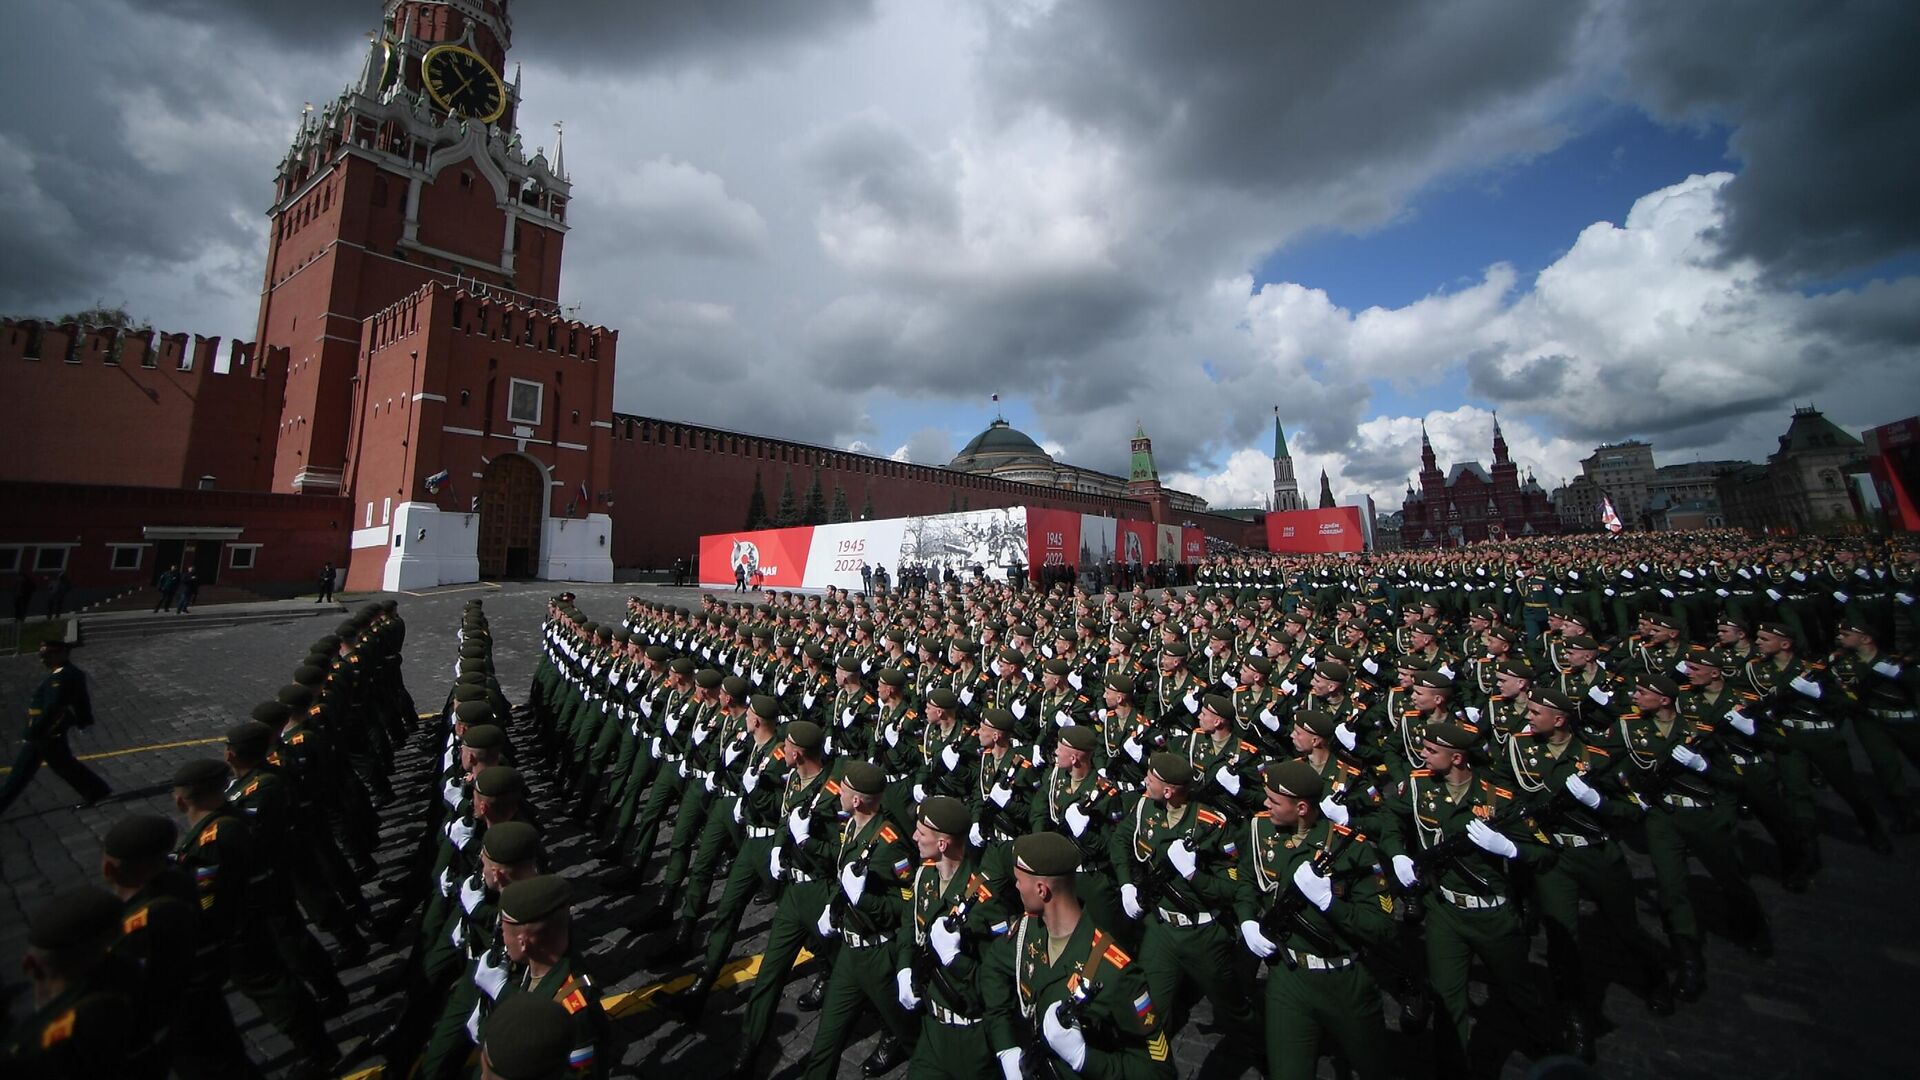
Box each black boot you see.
[656,974,710,1025]
[797,972,829,1011]
[649,917,698,964]
[1674,939,1705,1003]
[861,1033,910,1076]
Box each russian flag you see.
[424,468,451,494]
[893,856,911,876]
[1133,990,1153,1020]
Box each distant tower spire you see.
[1271,405,1302,512]
[1318,469,1337,509]
[551,119,566,179]
[1492,410,1510,465]
[1129,422,1159,484]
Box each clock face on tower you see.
[421,44,506,123]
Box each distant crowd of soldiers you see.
[6,527,1915,1079]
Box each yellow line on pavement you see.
[398,583,501,597]
[0,735,225,774]
[339,948,816,1078]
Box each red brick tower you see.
[260,0,571,496]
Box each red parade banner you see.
[1265,507,1365,553]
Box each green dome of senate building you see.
[950,419,1055,471]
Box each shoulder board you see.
[922,858,939,867]
[288,732,306,745]
[200,821,219,843]
[1238,740,1259,754]
[879,823,900,844]
[1101,940,1133,969]
[1195,807,1226,827]
[560,988,589,1014]
[1254,809,1271,819]
[1330,822,1354,836]
[1410,769,1432,778]
[1584,744,1610,758]
[1489,784,1514,800]
[40,1008,76,1049]
[123,907,150,934]
[907,709,919,720]
[772,746,787,760]
[864,694,876,703]
[825,780,842,795]
[241,780,260,797]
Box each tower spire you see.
[1318,469,1337,509]
[551,120,566,180]
[1270,405,1301,512]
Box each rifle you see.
[1024,978,1107,1080]
[909,897,977,1015]
[1406,801,1530,898]
[1623,725,1724,805]
[1257,829,1368,969]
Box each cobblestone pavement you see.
[2,580,1914,1077]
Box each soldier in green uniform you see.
[981,831,1173,1078]
[799,760,919,1078]
[479,992,577,1080]
[1233,760,1395,1080]
[894,796,1008,1079]
[0,636,112,816]
[972,707,1041,899]
[6,886,158,1080]
[1109,753,1258,1059]
[482,876,609,1080]
[1377,724,1553,1076]
[1031,725,1127,937]
[102,814,258,1080]
[1828,619,1920,831]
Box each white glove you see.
[1587,685,1612,707]
[1042,1002,1089,1072]
[1670,744,1709,772]
[692,723,710,746]
[1064,802,1091,837]
[1168,838,1198,880]
[803,692,817,709]
[1214,766,1241,796]
[1319,796,1349,825]
[1182,691,1200,713]
[1464,706,1482,724]
[776,680,789,696]
[789,808,812,845]
[931,918,962,966]
[722,739,745,768]
[896,968,921,1012]
[1054,709,1074,728]
[1392,854,1418,888]
[1012,700,1028,720]
[1362,657,1379,675]
[665,711,681,736]
[884,723,902,748]
[770,847,785,881]
[1466,818,1519,859]
[840,707,856,728]
[1068,672,1084,690]
[1898,592,1916,606]
[1334,723,1358,751]
[816,907,837,937]
[677,760,690,780]
[1121,883,1143,919]
[997,1049,1024,1080]
[1717,588,1730,598]
[704,773,717,795]
[1874,660,1903,678]
[1280,679,1298,696]
[1833,591,1851,604]
[1660,588,1676,600]
[960,688,975,706]
[941,744,962,772]
[1789,675,1822,699]
[1259,708,1281,732]
[733,800,744,824]
[912,783,926,803]
[1123,734,1144,762]
[970,823,987,848]
[1564,774,1602,809]
[840,862,867,903]
[1222,671,1239,688]
[990,782,1014,808]
[1726,709,1757,737]
[1301,653,1317,668]
[1239,919,1277,959]
[1791,570,1807,583]
[1437,663,1456,680]
[1291,859,1334,911]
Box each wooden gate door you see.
[478,456,544,578]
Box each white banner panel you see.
[801,520,910,592]
[1079,514,1117,566]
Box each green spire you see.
[1130,422,1158,483]
[1273,407,1290,459]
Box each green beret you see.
[1639,673,1680,699]
[1413,670,1455,692]
[292,664,327,687]
[1162,642,1190,660]
[1645,613,1679,631]
[980,707,1017,732]
[454,700,494,725]
[645,645,673,662]
[1532,688,1578,716]
[1495,658,1535,681]
[1263,759,1325,801]
[1059,726,1098,752]
[250,701,292,727]
[1411,622,1440,636]
[694,668,724,690]
[926,688,960,711]
[1245,656,1276,676]
[1113,630,1138,646]
[1315,661,1350,684]
[1148,751,1194,787]
[750,694,781,721]
[453,683,489,703]
[462,724,506,751]
[459,641,490,659]
[482,821,542,865]
[1562,635,1601,652]
[483,993,576,1080]
[173,758,229,790]
[1423,722,1479,751]
[1013,831,1082,876]
[885,628,908,644]
[878,667,907,688]
[103,814,176,861]
[1043,658,1073,677]
[918,795,972,838]
[1055,628,1079,644]
[843,761,887,796]
[276,684,315,710]
[997,648,1026,668]
[224,721,273,759]
[1209,627,1233,643]
[669,657,697,676]
[1836,618,1875,638]
[1294,710,1338,739]
[785,720,826,752]
[1485,625,1519,644]
[313,635,341,652]
[1714,612,1747,631]
[457,663,489,679]
[804,644,830,663]
[1105,674,1137,698]
[957,640,982,656]
[1201,693,1233,718]
[498,875,571,924]
[474,765,524,798]
[835,655,862,673]
[28,887,123,950]
[721,675,750,699]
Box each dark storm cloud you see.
[1465,349,1571,401]
[1618,0,1920,279]
[981,0,1584,202]
[151,0,877,71]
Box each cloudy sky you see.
[5,0,1918,510]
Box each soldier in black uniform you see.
[0,636,112,816]
[5,886,157,1079]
